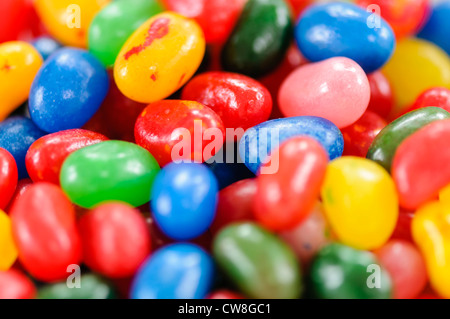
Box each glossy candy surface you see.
[405,87,450,114]
[30,36,62,60]
[418,2,450,55]
[0,148,18,209]
[366,71,394,119]
[0,269,36,299]
[295,2,395,73]
[0,210,17,270]
[60,140,160,208]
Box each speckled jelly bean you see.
[0,269,36,299]
[60,140,160,208]
[221,0,292,77]
[30,36,61,60]
[366,71,394,119]
[88,0,164,67]
[278,57,370,128]
[114,12,205,104]
[131,243,215,299]
[295,2,395,73]
[151,163,218,240]
[239,116,344,174]
[321,157,398,250]
[0,210,17,271]
[0,41,43,121]
[29,48,109,133]
[213,222,302,299]
[0,148,17,209]
[418,2,450,55]
[367,107,450,172]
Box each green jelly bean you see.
[367,107,450,172]
[213,222,302,299]
[221,0,292,78]
[310,243,392,299]
[38,274,116,299]
[60,140,160,208]
[88,0,165,67]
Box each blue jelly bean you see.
[418,2,450,55]
[30,36,62,60]
[131,243,215,299]
[151,162,218,240]
[28,48,109,133]
[0,116,46,179]
[295,2,396,73]
[239,116,344,174]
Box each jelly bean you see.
[0,269,36,299]
[0,116,46,179]
[392,119,450,210]
[0,41,43,121]
[412,201,450,298]
[342,111,386,157]
[356,0,430,39]
[279,202,332,269]
[131,243,215,299]
[10,183,82,282]
[88,0,164,67]
[5,179,33,214]
[151,163,218,240]
[239,116,344,174]
[367,107,450,172]
[0,148,18,209]
[321,157,398,250]
[26,129,108,185]
[30,36,62,60]
[38,274,116,299]
[78,202,151,278]
[0,210,17,270]
[221,0,292,77]
[213,223,302,299]
[182,72,272,133]
[391,210,414,243]
[253,137,327,231]
[310,243,392,299]
[210,178,257,235]
[135,100,225,166]
[382,38,450,116]
[278,57,370,128]
[60,140,160,208]
[162,0,247,44]
[440,184,450,206]
[34,0,110,47]
[295,2,395,73]
[114,12,205,104]
[418,2,450,55]
[404,87,450,115]
[374,240,427,299]
[366,71,394,119]
[207,290,244,299]
[29,48,109,133]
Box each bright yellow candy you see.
[35,0,110,48]
[114,12,206,104]
[439,184,450,205]
[321,156,399,250]
[0,210,18,271]
[412,201,450,298]
[382,38,450,117]
[0,41,43,121]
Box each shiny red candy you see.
[405,87,450,114]
[0,148,18,209]
[0,269,36,299]
[366,71,394,119]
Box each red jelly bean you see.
[391,209,414,243]
[404,87,450,115]
[78,202,151,278]
[392,119,450,210]
[182,72,272,135]
[5,178,33,214]
[0,148,18,210]
[366,71,394,119]
[374,240,428,299]
[207,290,244,299]
[26,129,108,185]
[0,269,36,299]
[342,110,387,157]
[135,100,225,166]
[10,183,82,282]
[253,136,328,231]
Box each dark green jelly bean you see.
[213,222,302,299]
[38,274,116,299]
[310,243,392,299]
[221,0,292,78]
[367,107,450,172]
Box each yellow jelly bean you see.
[321,156,398,250]
[35,0,110,48]
[412,201,450,298]
[0,210,18,271]
[382,38,450,117]
[114,12,206,104]
[0,41,43,121]
[439,184,450,205]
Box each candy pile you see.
[1,0,450,300]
